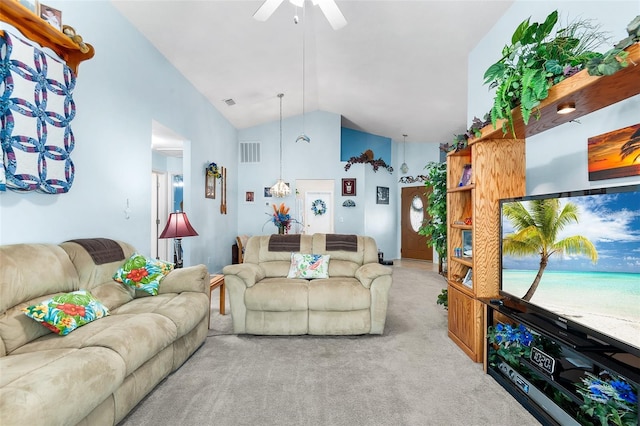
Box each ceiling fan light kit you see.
[254,0,347,30]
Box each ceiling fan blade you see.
[317,0,347,30]
[253,0,285,22]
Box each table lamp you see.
[159,212,198,268]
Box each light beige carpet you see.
[118,265,540,426]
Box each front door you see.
[401,186,432,260]
[304,191,333,234]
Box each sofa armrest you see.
[158,264,208,295]
[355,263,392,288]
[222,263,265,288]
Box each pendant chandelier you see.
[270,93,291,198]
[400,134,409,174]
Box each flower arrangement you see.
[576,371,638,426]
[344,149,393,173]
[206,162,222,179]
[487,322,535,367]
[266,203,295,234]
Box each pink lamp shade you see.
[159,212,199,239]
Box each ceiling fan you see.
[253,0,347,30]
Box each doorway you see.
[401,186,432,261]
[151,121,186,262]
[296,180,334,234]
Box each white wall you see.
[468,1,640,194]
[0,1,238,274]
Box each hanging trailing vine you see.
[483,10,615,136]
[344,149,393,173]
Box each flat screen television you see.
[499,184,640,357]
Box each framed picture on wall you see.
[245,191,255,203]
[342,178,356,196]
[588,123,640,181]
[264,187,272,197]
[205,171,216,199]
[376,186,389,204]
[39,3,62,30]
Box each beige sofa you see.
[0,239,209,426]
[222,233,392,335]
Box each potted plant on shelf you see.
[482,10,630,137]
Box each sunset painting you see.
[588,123,640,181]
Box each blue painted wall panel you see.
[340,128,391,164]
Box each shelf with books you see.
[446,137,525,362]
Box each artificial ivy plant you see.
[417,161,448,306]
[483,10,615,136]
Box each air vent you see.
[223,98,236,106]
[240,142,261,163]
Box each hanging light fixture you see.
[400,134,409,174]
[270,93,291,197]
[296,4,310,143]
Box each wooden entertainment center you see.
[446,42,640,424]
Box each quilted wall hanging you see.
[0,30,76,193]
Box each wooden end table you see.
[209,274,225,328]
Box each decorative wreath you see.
[311,199,327,216]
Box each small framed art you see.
[245,191,255,203]
[462,268,473,288]
[39,3,62,30]
[264,187,272,198]
[342,178,356,196]
[461,230,472,257]
[458,164,472,187]
[17,0,38,14]
[376,186,389,204]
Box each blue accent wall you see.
[340,128,391,164]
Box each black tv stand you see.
[483,301,640,426]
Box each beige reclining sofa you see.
[0,239,208,426]
[222,233,392,335]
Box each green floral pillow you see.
[23,290,109,336]
[113,252,173,295]
[287,253,330,279]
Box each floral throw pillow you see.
[113,253,173,295]
[23,290,109,336]
[287,253,330,279]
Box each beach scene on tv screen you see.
[501,190,640,351]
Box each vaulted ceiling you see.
[114,0,513,145]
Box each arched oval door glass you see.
[401,186,432,261]
[410,195,424,232]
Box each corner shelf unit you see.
[446,42,640,363]
[0,0,94,74]
[446,141,525,362]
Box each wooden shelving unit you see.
[446,42,639,363]
[447,141,525,362]
[0,0,94,74]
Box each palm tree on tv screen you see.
[502,198,598,301]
